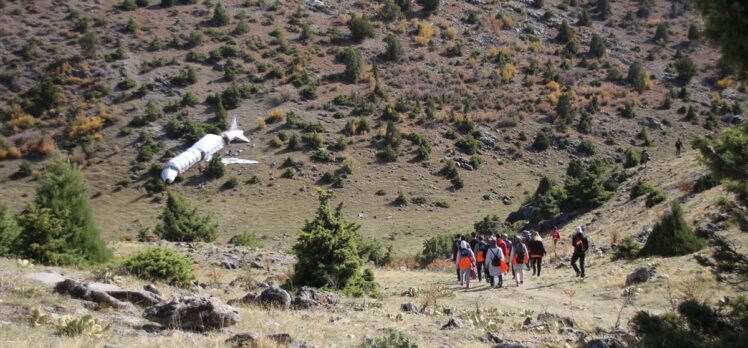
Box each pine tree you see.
[347,14,374,42]
[653,23,669,44]
[692,123,748,206]
[589,34,606,58]
[292,190,364,289]
[639,202,705,257]
[211,2,230,26]
[577,9,591,26]
[383,34,404,62]
[563,159,612,211]
[215,99,228,130]
[342,47,363,82]
[17,156,111,265]
[205,156,225,179]
[155,191,219,242]
[556,20,574,44]
[556,91,576,124]
[627,60,648,92]
[417,0,439,15]
[597,0,611,20]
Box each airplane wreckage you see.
[161,117,257,183]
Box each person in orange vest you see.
[509,236,529,286]
[528,231,547,277]
[452,235,465,282]
[571,227,589,278]
[484,237,508,288]
[473,236,488,283]
[456,240,476,288]
[551,226,561,257]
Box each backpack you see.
[490,249,501,267]
[476,243,487,262]
[514,245,526,263]
[460,247,470,257]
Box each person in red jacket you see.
[528,231,547,277]
[551,226,561,257]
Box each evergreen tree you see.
[556,20,574,44]
[529,177,567,223]
[379,0,402,21]
[155,191,219,242]
[563,159,612,211]
[692,123,748,206]
[342,47,363,82]
[674,57,696,84]
[416,0,439,15]
[395,0,411,12]
[687,24,700,45]
[639,202,705,257]
[211,2,231,26]
[215,99,228,130]
[589,34,606,58]
[0,205,20,257]
[556,91,576,124]
[597,0,611,20]
[694,0,748,74]
[578,112,592,134]
[653,23,670,44]
[627,60,648,92]
[16,156,110,265]
[577,9,591,26]
[292,190,365,289]
[205,156,225,179]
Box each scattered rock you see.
[226,332,260,347]
[400,302,419,314]
[626,267,651,286]
[536,312,575,327]
[494,343,527,348]
[291,287,340,310]
[268,333,293,345]
[502,196,512,205]
[441,317,468,330]
[221,260,238,270]
[486,331,503,343]
[250,261,264,269]
[584,338,626,348]
[523,317,532,325]
[258,285,292,308]
[559,326,588,340]
[228,293,257,306]
[143,296,240,331]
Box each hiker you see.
[502,233,515,280]
[570,227,589,278]
[469,232,478,251]
[473,236,488,282]
[452,235,465,282]
[551,226,561,257]
[675,138,683,157]
[456,239,476,288]
[509,236,529,286]
[641,149,650,168]
[528,231,547,277]
[484,237,507,288]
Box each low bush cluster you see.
[122,247,195,287]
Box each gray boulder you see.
[143,296,240,331]
[258,285,292,308]
[292,287,339,310]
[584,338,626,348]
[226,332,293,347]
[537,312,576,327]
[400,302,419,314]
[626,267,651,286]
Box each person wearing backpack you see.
[509,236,529,286]
[484,237,507,288]
[452,235,465,282]
[528,231,547,277]
[456,240,476,288]
[571,227,589,278]
[502,233,516,280]
[473,236,488,282]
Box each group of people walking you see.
[452,227,589,289]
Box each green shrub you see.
[527,176,566,223]
[576,139,596,156]
[292,190,370,291]
[434,201,449,208]
[556,91,576,124]
[589,34,606,58]
[376,144,400,162]
[613,236,640,260]
[691,174,718,194]
[411,196,427,205]
[556,20,573,43]
[361,332,418,348]
[205,156,225,179]
[627,60,648,92]
[563,159,612,212]
[347,14,374,42]
[247,175,261,184]
[415,234,453,268]
[455,135,481,155]
[393,191,409,206]
[14,156,111,265]
[639,202,705,257]
[154,191,219,242]
[281,168,295,178]
[117,77,137,90]
[311,149,333,162]
[630,180,655,199]
[0,205,20,257]
[533,131,550,151]
[228,231,262,248]
[223,176,239,189]
[383,34,404,62]
[122,248,195,287]
[469,155,482,170]
[15,160,33,178]
[624,147,641,168]
[645,189,666,208]
[674,57,696,84]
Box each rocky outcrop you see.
[584,338,627,348]
[143,296,239,331]
[258,285,292,308]
[55,279,162,309]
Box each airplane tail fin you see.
[222,116,250,143]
